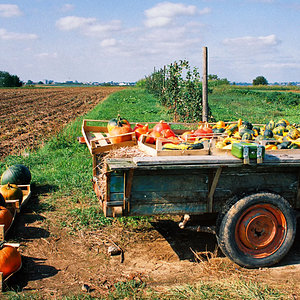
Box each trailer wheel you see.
[217,192,296,268]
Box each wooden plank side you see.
[109,174,124,193]
[130,173,208,192]
[130,190,208,204]
[129,202,207,216]
[133,154,300,167]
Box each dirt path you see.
[4,197,300,298]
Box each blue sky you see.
[0,0,299,83]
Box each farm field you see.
[0,86,125,158]
[0,87,299,299]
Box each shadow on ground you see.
[151,215,300,267]
[151,215,220,262]
[3,256,59,292]
[4,183,60,291]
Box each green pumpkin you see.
[226,124,238,136]
[263,129,274,138]
[265,120,275,130]
[288,143,300,149]
[273,126,286,136]
[288,129,300,140]
[241,132,252,140]
[275,120,287,128]
[242,121,253,130]
[1,164,31,185]
[107,115,130,132]
[213,128,225,133]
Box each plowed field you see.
[0,86,125,158]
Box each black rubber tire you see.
[217,192,297,268]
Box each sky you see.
[0,0,299,83]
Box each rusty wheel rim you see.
[235,204,287,258]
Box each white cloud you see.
[0,28,38,40]
[0,4,22,17]
[36,52,58,59]
[144,2,210,28]
[61,4,74,12]
[84,20,121,37]
[56,16,121,39]
[100,38,117,48]
[223,34,281,49]
[56,16,96,31]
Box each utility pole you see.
[202,46,208,122]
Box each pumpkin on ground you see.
[0,244,22,278]
[0,206,13,232]
[0,183,23,205]
[1,164,31,185]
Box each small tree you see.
[0,71,22,87]
[253,76,268,85]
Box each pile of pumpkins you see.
[215,119,300,150]
[0,164,31,281]
[107,115,214,146]
[106,115,300,151]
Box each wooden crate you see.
[81,119,136,155]
[138,133,210,156]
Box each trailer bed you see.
[93,153,300,217]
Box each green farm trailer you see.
[92,153,300,268]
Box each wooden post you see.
[202,46,208,122]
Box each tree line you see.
[0,71,22,87]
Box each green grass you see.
[209,86,300,123]
[5,279,287,299]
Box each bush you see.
[144,60,211,122]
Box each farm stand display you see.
[84,118,300,269]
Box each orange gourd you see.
[0,183,23,205]
[0,206,13,232]
[109,126,133,144]
[0,244,22,278]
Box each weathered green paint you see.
[109,173,124,193]
[104,156,300,217]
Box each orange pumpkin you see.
[134,124,149,139]
[0,206,13,232]
[109,125,133,144]
[0,245,22,278]
[152,121,171,133]
[145,131,161,144]
[0,183,23,205]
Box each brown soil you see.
[0,86,125,158]
[1,87,299,298]
[4,202,300,298]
